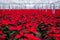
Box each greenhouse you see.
[0,0,60,40]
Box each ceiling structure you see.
[0,0,60,9]
[0,0,59,3]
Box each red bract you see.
[15,34,21,39]
[8,26,17,30]
[24,34,40,40]
[8,26,22,31]
[30,27,37,33]
[1,19,9,25]
[0,35,5,40]
[0,30,3,34]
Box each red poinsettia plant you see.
[0,9,60,40]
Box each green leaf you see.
[1,25,8,31]
[46,37,55,40]
[12,38,19,40]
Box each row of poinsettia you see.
[0,10,60,40]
